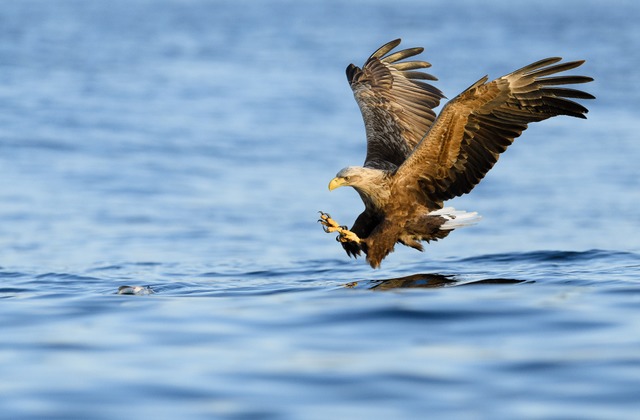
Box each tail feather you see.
[430,207,481,230]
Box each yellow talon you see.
[339,229,361,244]
[318,211,361,244]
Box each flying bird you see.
[319,38,594,268]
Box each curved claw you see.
[318,211,340,231]
[318,211,331,220]
[318,211,360,244]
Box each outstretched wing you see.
[347,39,445,170]
[395,57,594,206]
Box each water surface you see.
[1,1,639,418]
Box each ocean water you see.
[1,0,639,418]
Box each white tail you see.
[429,207,482,230]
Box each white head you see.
[328,166,390,207]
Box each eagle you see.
[319,39,594,269]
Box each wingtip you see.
[346,63,359,82]
[369,38,402,60]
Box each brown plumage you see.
[320,39,594,268]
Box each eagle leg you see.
[318,211,361,244]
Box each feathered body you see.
[324,39,594,268]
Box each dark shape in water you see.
[117,285,154,295]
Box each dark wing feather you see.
[395,57,594,206]
[347,39,445,171]
[341,209,379,258]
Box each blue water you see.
[1,0,640,418]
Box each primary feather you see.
[347,38,445,171]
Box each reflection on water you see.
[345,273,529,290]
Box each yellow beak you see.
[328,177,345,191]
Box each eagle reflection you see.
[344,273,528,290]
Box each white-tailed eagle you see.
[319,39,594,268]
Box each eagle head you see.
[328,166,390,208]
[329,166,368,191]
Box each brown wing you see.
[395,57,594,206]
[347,39,445,171]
